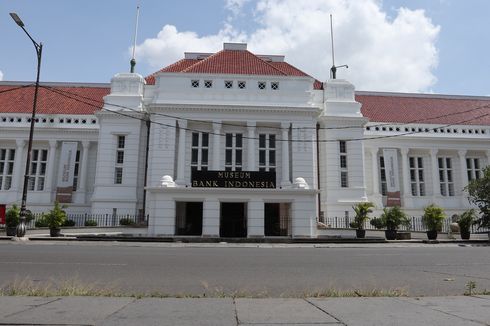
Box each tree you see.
[465,166,490,229]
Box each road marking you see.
[0,261,127,266]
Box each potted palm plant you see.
[457,209,476,240]
[43,201,67,237]
[350,202,374,238]
[370,206,410,240]
[422,204,446,240]
[5,204,20,236]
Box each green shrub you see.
[5,204,20,227]
[62,219,76,227]
[84,219,98,227]
[44,201,67,229]
[370,206,410,230]
[351,202,374,230]
[119,217,135,226]
[422,204,446,231]
[458,209,477,232]
[34,215,49,228]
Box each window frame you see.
[191,132,209,172]
[0,148,15,191]
[225,133,243,171]
[258,133,276,172]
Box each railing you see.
[321,216,490,234]
[23,213,148,229]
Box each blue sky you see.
[2,0,489,96]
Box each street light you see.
[10,12,43,237]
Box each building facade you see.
[1,43,489,237]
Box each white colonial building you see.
[1,43,489,237]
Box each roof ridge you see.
[181,50,225,73]
[250,51,287,76]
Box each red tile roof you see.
[144,49,323,86]
[0,83,109,115]
[357,93,490,126]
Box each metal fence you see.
[322,216,490,234]
[23,213,147,229]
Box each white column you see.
[247,121,256,171]
[401,148,411,196]
[202,199,220,237]
[430,149,439,197]
[45,140,58,193]
[281,122,290,186]
[212,121,221,170]
[78,141,90,195]
[458,150,467,191]
[486,150,490,168]
[370,148,379,195]
[248,199,264,237]
[175,119,187,184]
[13,140,26,192]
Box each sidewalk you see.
[1,295,489,325]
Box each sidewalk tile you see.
[235,298,339,324]
[0,296,58,317]
[1,296,134,325]
[399,296,490,324]
[309,297,483,326]
[101,298,236,326]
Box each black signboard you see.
[191,170,276,189]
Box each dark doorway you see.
[220,202,247,237]
[175,202,203,236]
[264,203,290,236]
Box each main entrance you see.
[264,203,291,236]
[220,202,247,237]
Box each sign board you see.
[56,142,78,203]
[191,170,276,189]
[382,149,401,206]
[0,205,5,225]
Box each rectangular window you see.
[409,156,425,196]
[0,148,15,191]
[467,158,482,181]
[379,156,387,196]
[258,134,276,172]
[225,133,243,171]
[339,141,348,187]
[114,135,125,184]
[72,150,80,191]
[28,149,48,191]
[190,132,209,171]
[438,157,454,196]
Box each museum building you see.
[1,42,489,237]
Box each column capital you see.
[400,148,409,156]
[457,149,467,157]
[430,148,438,156]
[16,139,26,148]
[281,122,290,129]
[486,150,490,159]
[212,120,221,131]
[369,147,379,156]
[49,140,58,148]
[178,119,187,129]
[82,140,90,149]
[247,121,256,128]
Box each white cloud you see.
[135,0,440,93]
[0,70,3,81]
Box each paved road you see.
[0,241,489,297]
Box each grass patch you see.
[0,277,408,298]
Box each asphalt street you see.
[0,241,489,297]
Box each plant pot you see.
[385,229,397,240]
[6,226,17,236]
[426,230,438,240]
[460,230,471,240]
[50,227,61,237]
[356,229,366,238]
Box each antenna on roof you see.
[130,5,140,73]
[329,14,348,79]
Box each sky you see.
[1,0,489,96]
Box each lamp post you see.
[10,13,43,237]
